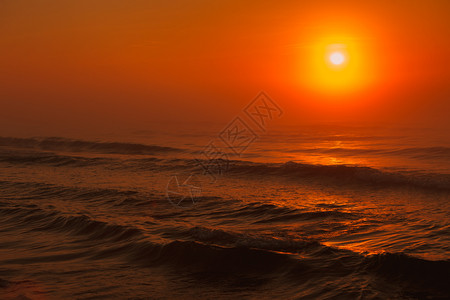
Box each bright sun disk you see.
[330,52,345,65]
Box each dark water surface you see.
[0,125,449,299]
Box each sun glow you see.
[298,33,378,96]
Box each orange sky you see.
[0,0,449,135]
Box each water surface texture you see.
[0,124,449,299]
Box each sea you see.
[0,123,449,299]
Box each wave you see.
[0,278,10,288]
[0,148,170,168]
[193,202,359,224]
[173,226,325,254]
[124,240,299,278]
[1,136,448,193]
[226,160,450,191]
[362,252,450,297]
[141,225,450,283]
[0,180,139,202]
[0,136,182,155]
[0,206,144,244]
[0,198,448,298]
[112,238,450,298]
[287,146,450,160]
[2,204,448,281]
[0,151,110,167]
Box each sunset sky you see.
[1,0,449,135]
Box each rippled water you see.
[0,125,449,299]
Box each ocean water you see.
[0,124,449,299]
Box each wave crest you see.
[227,161,450,191]
[0,136,182,155]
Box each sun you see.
[329,51,345,65]
[325,44,349,68]
[298,36,376,95]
